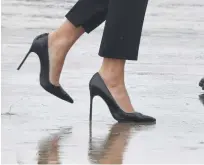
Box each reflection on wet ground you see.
[199,94,204,106]
[1,0,204,164]
[37,128,72,164]
[37,123,155,164]
[88,122,155,164]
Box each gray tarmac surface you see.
[1,0,204,164]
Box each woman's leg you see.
[49,0,109,85]
[98,0,149,112]
[48,22,84,85]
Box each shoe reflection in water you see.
[199,94,204,106]
[88,122,153,164]
[37,135,60,164]
[37,128,71,164]
[199,77,204,90]
[36,124,153,164]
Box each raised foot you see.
[41,82,74,103]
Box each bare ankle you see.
[99,58,125,86]
[49,21,84,46]
[99,70,124,88]
[49,32,70,48]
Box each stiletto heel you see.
[89,95,93,121]
[88,72,156,123]
[89,81,97,121]
[17,49,32,70]
[17,33,73,103]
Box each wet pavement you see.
[1,0,204,164]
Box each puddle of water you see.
[1,0,204,164]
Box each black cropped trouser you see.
[65,0,149,60]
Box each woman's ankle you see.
[48,21,85,49]
[99,58,126,86]
[99,69,124,88]
[48,32,71,51]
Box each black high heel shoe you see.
[199,77,204,90]
[17,33,73,103]
[89,72,156,123]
